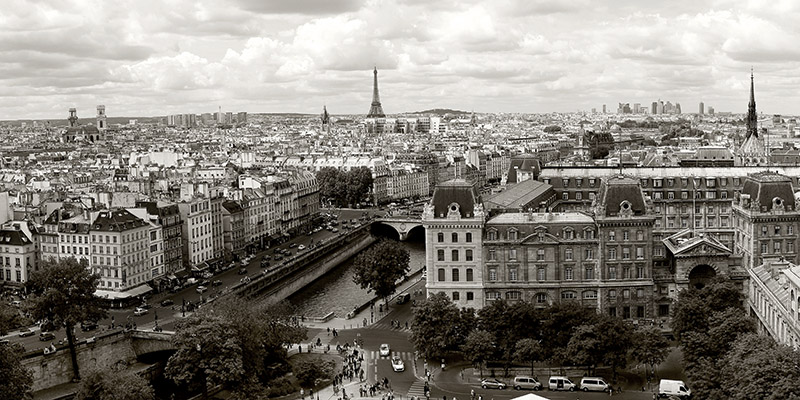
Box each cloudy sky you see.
[2,0,798,119]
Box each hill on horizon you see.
[406,108,473,116]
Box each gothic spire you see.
[367,67,385,118]
[746,69,758,139]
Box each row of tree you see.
[316,166,374,208]
[411,293,669,382]
[672,277,800,399]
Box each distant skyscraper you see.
[676,103,681,114]
[708,106,715,115]
[656,100,664,115]
[633,103,641,114]
[651,102,657,114]
[699,102,704,115]
[367,67,385,118]
[602,104,606,114]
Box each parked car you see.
[391,356,405,372]
[379,343,390,356]
[289,243,297,248]
[212,279,223,287]
[481,378,506,390]
[80,321,98,332]
[513,376,543,390]
[138,303,152,310]
[19,328,34,337]
[134,307,148,316]
[39,332,56,341]
[298,244,306,250]
[547,376,576,391]
[196,285,208,294]
[238,267,248,275]
[240,276,251,284]
[160,299,174,307]
[396,293,411,304]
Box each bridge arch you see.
[370,219,424,241]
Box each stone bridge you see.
[372,217,424,241]
[130,329,176,357]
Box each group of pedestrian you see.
[389,320,407,329]
[327,326,339,337]
[337,348,365,385]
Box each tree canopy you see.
[316,167,374,207]
[462,330,494,376]
[410,292,466,359]
[74,369,155,400]
[0,342,33,400]
[27,256,108,381]
[352,239,410,307]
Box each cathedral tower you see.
[96,105,106,130]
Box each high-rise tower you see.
[367,67,385,118]
[96,105,106,130]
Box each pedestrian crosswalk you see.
[368,350,416,360]
[407,380,427,399]
[365,320,412,331]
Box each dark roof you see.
[222,200,244,213]
[506,155,541,184]
[91,209,147,232]
[0,229,32,246]
[599,176,647,217]
[484,179,554,211]
[430,179,481,218]
[741,171,796,211]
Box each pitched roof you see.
[430,179,481,218]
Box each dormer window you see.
[508,229,518,240]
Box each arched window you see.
[506,291,521,301]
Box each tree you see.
[631,326,670,379]
[462,330,494,377]
[477,300,516,375]
[352,239,409,309]
[566,325,603,375]
[539,302,594,360]
[26,257,108,382]
[721,333,800,400]
[595,315,634,382]
[672,277,744,340]
[513,338,543,376]
[411,292,463,359]
[0,343,33,400]
[166,311,246,397]
[74,369,155,400]
[316,167,345,206]
[344,167,374,207]
[293,358,335,387]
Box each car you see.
[289,243,297,248]
[80,321,98,331]
[138,303,153,310]
[548,376,576,391]
[513,376,543,391]
[379,343,390,356]
[196,285,208,294]
[274,254,283,261]
[0,338,10,345]
[212,279,223,287]
[481,378,507,390]
[238,267,248,275]
[261,260,271,268]
[134,307,148,316]
[332,228,339,233]
[39,331,56,341]
[240,276,251,284]
[201,271,213,279]
[298,245,306,250]
[391,356,405,372]
[160,299,174,307]
[579,377,610,392]
[19,328,34,337]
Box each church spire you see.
[746,69,758,139]
[367,67,385,118]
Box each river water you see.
[288,239,425,318]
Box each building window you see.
[508,230,518,240]
[452,292,460,301]
[761,242,768,254]
[452,269,460,281]
[636,247,644,259]
[609,248,617,260]
[585,230,595,239]
[565,267,574,281]
[437,268,445,282]
[537,267,546,281]
[466,268,473,281]
[609,307,617,317]
[437,249,445,261]
[452,232,458,243]
[637,306,645,318]
[489,268,497,281]
[789,242,795,253]
[488,231,497,240]
[509,249,517,261]
[537,249,545,261]
[465,249,473,261]
[466,292,474,301]
[659,304,670,317]
[762,226,768,237]
[506,291,521,300]
[637,266,645,279]
[466,232,472,243]
[622,248,630,260]
[576,192,582,201]
[623,307,631,319]
[561,291,576,299]
[585,267,594,280]
[585,248,594,259]
[565,248,573,261]
[623,289,630,299]
[488,249,497,261]
[776,225,782,235]
[609,266,617,279]
[790,225,795,235]
[452,250,459,261]
[564,229,574,240]
[775,242,782,253]
[536,293,547,304]
[609,289,617,298]
[486,291,500,300]
[437,233,444,243]
[623,230,630,241]
[583,290,597,299]
[637,288,645,298]
[562,192,569,200]
[509,268,518,281]
[609,231,616,241]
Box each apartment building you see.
[178,197,213,268]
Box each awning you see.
[93,284,152,299]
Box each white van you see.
[579,377,610,392]
[548,376,576,391]
[513,376,543,390]
[659,379,691,399]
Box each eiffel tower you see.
[367,67,385,118]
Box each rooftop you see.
[487,212,594,225]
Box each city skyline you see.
[3,0,800,119]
